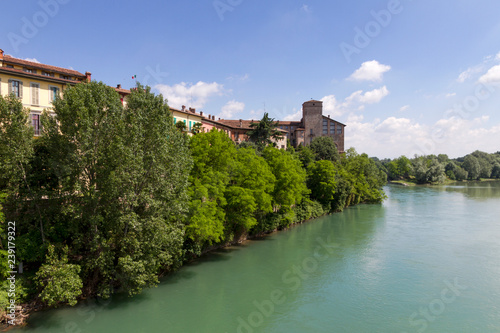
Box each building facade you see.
[0,49,90,135]
[215,100,345,152]
[170,105,203,135]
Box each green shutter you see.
[19,81,23,99]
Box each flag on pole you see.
[132,75,137,79]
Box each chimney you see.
[182,105,186,111]
[189,107,196,113]
[212,115,215,120]
[200,111,203,117]
[328,115,330,118]
[0,49,3,61]
[85,71,92,83]
[117,84,121,89]
[239,119,242,128]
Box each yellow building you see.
[0,48,90,135]
[170,105,203,134]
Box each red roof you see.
[3,55,86,77]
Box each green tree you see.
[426,159,446,183]
[35,245,82,307]
[42,82,190,297]
[191,122,203,134]
[262,147,309,213]
[309,136,340,163]
[296,145,316,168]
[175,121,187,132]
[187,129,236,247]
[247,113,283,149]
[225,148,275,237]
[462,155,481,180]
[307,160,336,208]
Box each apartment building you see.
[0,49,90,135]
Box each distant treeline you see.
[373,151,500,184]
[0,82,386,312]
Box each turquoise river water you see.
[15,182,500,332]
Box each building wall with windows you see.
[0,48,89,135]
[170,106,203,135]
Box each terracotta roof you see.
[0,66,83,85]
[3,55,86,77]
[277,121,302,126]
[114,87,131,95]
[322,115,346,126]
[170,107,204,118]
[217,119,258,130]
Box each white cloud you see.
[155,81,224,109]
[24,58,40,63]
[445,93,456,98]
[226,73,249,82]
[345,113,500,158]
[359,86,390,104]
[496,51,500,61]
[219,100,245,119]
[478,64,500,84]
[348,60,391,82]
[400,105,410,112]
[283,109,302,121]
[345,86,390,105]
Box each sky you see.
[2,0,500,158]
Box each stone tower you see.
[302,100,323,145]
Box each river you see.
[16,182,500,332]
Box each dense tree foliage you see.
[0,83,387,311]
[247,113,283,149]
[309,136,340,163]
[377,150,500,184]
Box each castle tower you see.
[302,100,323,145]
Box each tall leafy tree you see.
[247,113,283,149]
[309,136,340,163]
[307,160,337,208]
[262,147,309,212]
[42,82,191,297]
[187,129,236,248]
[225,148,275,237]
[462,155,481,180]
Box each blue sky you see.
[2,0,500,158]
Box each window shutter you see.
[8,79,12,95]
[0,78,2,95]
[31,83,39,105]
[19,81,23,99]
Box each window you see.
[31,114,41,136]
[323,119,328,134]
[60,74,72,80]
[42,71,54,77]
[337,126,342,134]
[8,79,22,98]
[30,83,40,105]
[310,129,313,135]
[285,126,288,129]
[49,86,60,102]
[24,68,36,74]
[6,64,13,68]
[291,126,295,130]
[330,123,335,134]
